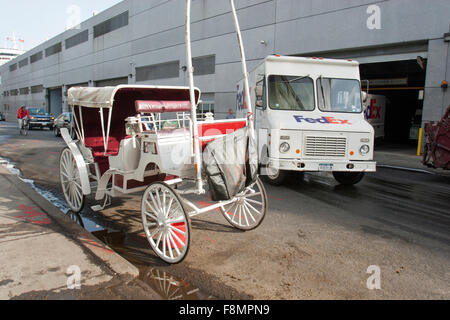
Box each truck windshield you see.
[268,75,315,111]
[317,78,362,113]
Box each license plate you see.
[319,163,334,171]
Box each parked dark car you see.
[27,108,54,130]
[0,112,5,121]
[53,112,74,137]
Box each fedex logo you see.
[294,115,352,125]
[365,99,381,120]
[236,84,251,111]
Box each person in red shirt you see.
[17,106,30,131]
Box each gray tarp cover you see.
[203,127,258,201]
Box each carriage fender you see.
[61,128,91,195]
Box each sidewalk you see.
[0,164,146,299]
[374,147,450,177]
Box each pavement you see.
[374,144,450,177]
[0,163,161,300]
[0,121,449,300]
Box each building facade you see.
[0,0,449,141]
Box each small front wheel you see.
[333,172,365,186]
[142,182,190,264]
[220,178,268,231]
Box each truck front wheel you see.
[333,172,365,186]
[264,168,287,186]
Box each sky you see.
[0,0,123,50]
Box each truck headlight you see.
[280,142,290,153]
[360,145,370,155]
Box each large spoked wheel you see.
[60,148,85,213]
[141,182,191,264]
[220,177,268,231]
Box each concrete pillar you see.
[423,37,450,125]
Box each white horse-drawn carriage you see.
[59,0,267,264]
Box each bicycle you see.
[19,118,29,136]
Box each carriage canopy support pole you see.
[186,0,204,194]
[230,0,255,140]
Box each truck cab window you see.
[317,78,362,113]
[268,75,315,111]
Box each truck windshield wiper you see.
[319,75,327,108]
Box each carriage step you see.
[91,195,111,212]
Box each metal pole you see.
[229,0,255,140]
[186,0,204,194]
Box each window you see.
[136,61,180,82]
[45,43,62,57]
[94,11,129,38]
[317,78,362,113]
[19,87,29,95]
[10,89,18,96]
[30,52,43,63]
[9,64,17,72]
[268,75,315,111]
[65,30,89,49]
[193,55,215,76]
[95,77,128,87]
[19,58,28,68]
[197,101,215,120]
[31,85,44,94]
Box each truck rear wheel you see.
[263,168,287,186]
[333,172,365,186]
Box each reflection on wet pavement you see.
[68,209,215,300]
[0,156,213,300]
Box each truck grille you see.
[305,136,347,157]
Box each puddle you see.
[0,156,214,300]
[0,156,105,232]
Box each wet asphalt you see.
[0,121,449,299]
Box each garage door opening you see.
[360,59,426,151]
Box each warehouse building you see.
[0,0,449,143]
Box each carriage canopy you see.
[67,85,201,109]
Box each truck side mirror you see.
[255,85,263,98]
[362,91,368,103]
[255,85,264,109]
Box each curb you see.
[376,164,450,177]
[0,165,139,279]
[376,164,436,175]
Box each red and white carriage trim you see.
[59,0,267,264]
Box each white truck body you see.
[236,56,376,182]
[364,94,386,139]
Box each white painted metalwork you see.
[185,0,204,195]
[58,2,267,264]
[60,147,85,212]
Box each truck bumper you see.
[268,158,377,172]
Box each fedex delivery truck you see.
[363,93,386,139]
[236,55,376,185]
